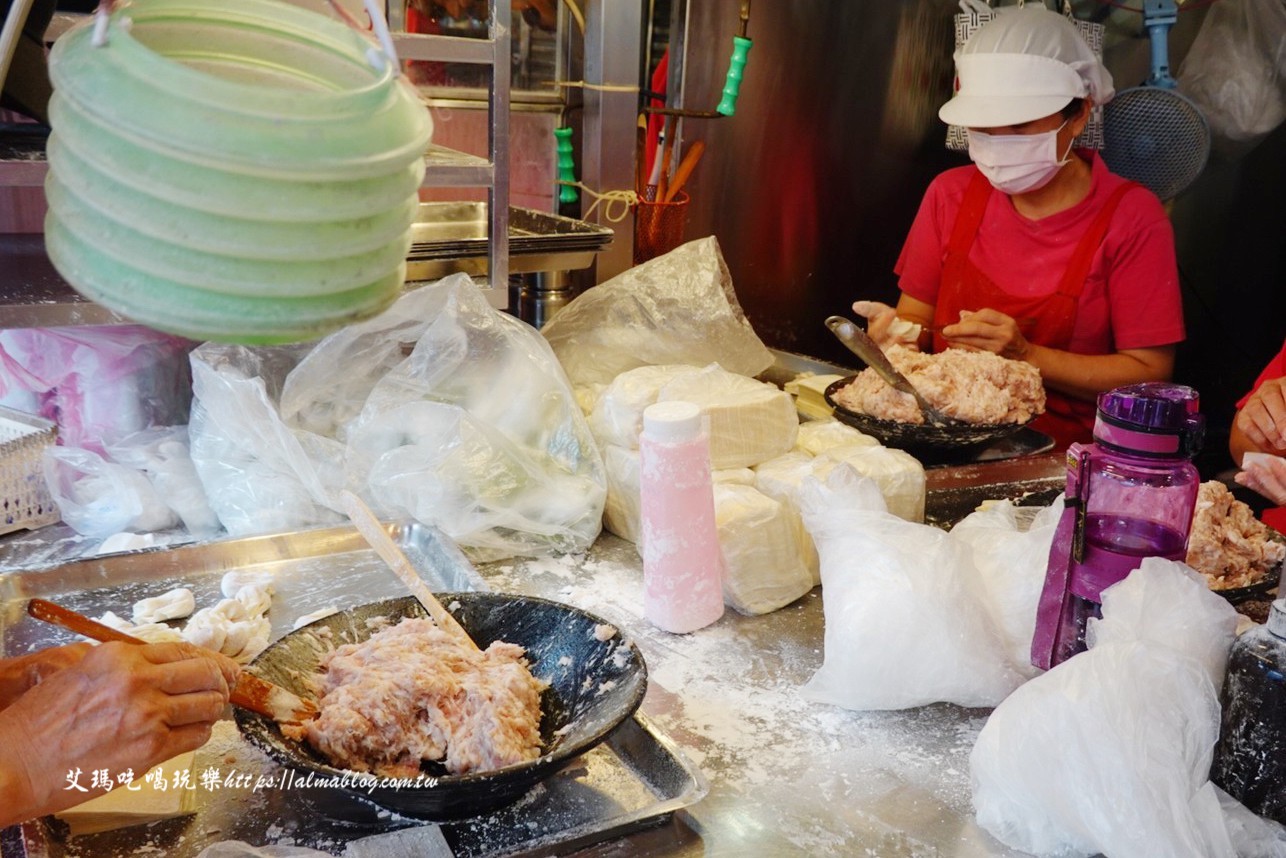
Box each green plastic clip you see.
[716,36,753,117]
[554,127,578,204]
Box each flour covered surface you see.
[832,345,1045,426]
[304,617,547,777]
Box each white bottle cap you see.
[643,400,702,443]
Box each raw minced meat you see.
[832,345,1045,425]
[1186,481,1286,591]
[302,618,547,777]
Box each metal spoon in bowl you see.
[824,315,961,427]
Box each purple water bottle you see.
[1032,383,1205,669]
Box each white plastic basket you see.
[0,406,59,536]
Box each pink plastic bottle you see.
[639,401,725,634]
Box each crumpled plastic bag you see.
[0,326,193,454]
[43,426,220,538]
[798,465,1026,710]
[1177,0,1286,149]
[540,236,774,396]
[949,498,1064,679]
[189,275,605,559]
[970,557,1246,858]
[106,426,221,536]
[196,843,332,858]
[189,344,345,536]
[43,445,179,537]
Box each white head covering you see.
[938,5,1114,129]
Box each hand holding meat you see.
[938,308,1031,361]
[1236,452,1286,507]
[851,300,922,351]
[1235,377,1286,454]
[0,641,238,827]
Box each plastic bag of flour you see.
[541,236,774,394]
[949,498,1064,679]
[798,465,1025,710]
[190,276,605,558]
[970,558,1245,858]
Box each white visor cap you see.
[938,5,1114,129]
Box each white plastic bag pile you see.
[187,274,605,560]
[798,466,1044,710]
[43,426,220,539]
[968,558,1286,858]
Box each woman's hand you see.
[1236,452,1286,507]
[0,644,92,712]
[0,641,239,826]
[1235,378,1286,455]
[939,308,1031,361]
[851,300,922,351]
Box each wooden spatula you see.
[338,490,480,652]
[26,598,318,725]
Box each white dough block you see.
[713,484,814,615]
[784,374,845,420]
[713,468,757,485]
[815,444,926,523]
[589,365,692,449]
[602,445,642,544]
[753,452,823,586]
[657,365,798,469]
[590,364,799,470]
[794,419,879,456]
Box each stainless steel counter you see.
[0,447,1065,856]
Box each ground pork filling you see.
[301,617,547,777]
[833,345,1045,425]
[1186,480,1286,591]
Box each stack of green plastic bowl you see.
[44,0,432,344]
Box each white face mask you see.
[967,121,1073,195]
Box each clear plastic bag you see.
[0,326,192,454]
[540,236,775,396]
[189,275,605,559]
[1178,0,1286,148]
[949,498,1065,679]
[970,557,1245,858]
[42,445,178,537]
[798,465,1026,710]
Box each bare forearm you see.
[1024,344,1175,404]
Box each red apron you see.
[931,168,1138,450]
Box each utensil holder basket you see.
[0,406,58,536]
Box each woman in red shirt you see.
[855,6,1184,449]
[1230,340,1286,530]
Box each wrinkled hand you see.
[851,300,921,351]
[1236,453,1286,507]
[0,643,91,712]
[939,308,1030,361]
[1236,378,1286,454]
[0,641,238,825]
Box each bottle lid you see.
[1093,382,1205,459]
[1269,599,1286,638]
[643,400,703,443]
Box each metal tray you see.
[406,203,614,280]
[0,523,706,858]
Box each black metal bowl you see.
[823,375,1033,460]
[234,592,647,821]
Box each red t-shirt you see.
[894,151,1185,357]
[1236,340,1286,532]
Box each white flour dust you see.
[486,549,990,853]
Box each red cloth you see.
[895,150,1185,445]
[1237,340,1286,410]
[1236,339,1286,531]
